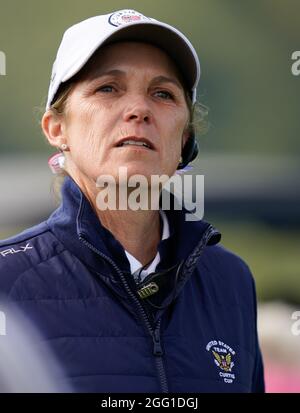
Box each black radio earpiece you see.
[177,128,199,170]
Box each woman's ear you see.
[41,110,66,149]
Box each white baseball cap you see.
[46,9,201,110]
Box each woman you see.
[0,9,264,393]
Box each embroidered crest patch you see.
[206,340,236,384]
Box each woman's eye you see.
[97,85,115,93]
[154,90,174,100]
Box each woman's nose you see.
[123,97,152,124]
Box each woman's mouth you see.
[115,137,155,150]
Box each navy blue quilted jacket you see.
[0,176,264,393]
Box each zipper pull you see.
[152,326,164,356]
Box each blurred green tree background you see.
[1,0,300,155]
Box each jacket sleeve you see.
[250,272,265,393]
[252,340,265,392]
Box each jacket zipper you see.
[153,320,169,392]
[79,234,169,393]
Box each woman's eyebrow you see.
[91,70,182,89]
[89,69,125,81]
[150,75,183,90]
[97,69,125,78]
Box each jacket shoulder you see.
[200,243,257,306]
[0,222,64,298]
[0,222,49,248]
[203,243,253,279]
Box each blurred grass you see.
[1,220,299,304]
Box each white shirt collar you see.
[125,210,170,280]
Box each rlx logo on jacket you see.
[0,243,33,258]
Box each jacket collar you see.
[48,175,130,276]
[47,175,221,321]
[48,175,220,270]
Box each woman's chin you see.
[113,164,163,180]
[92,162,175,185]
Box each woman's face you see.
[54,41,190,184]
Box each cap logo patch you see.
[109,9,150,27]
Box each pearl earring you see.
[60,143,68,151]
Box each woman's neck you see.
[97,208,161,266]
